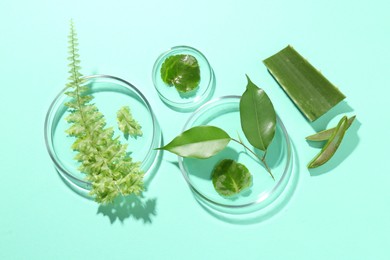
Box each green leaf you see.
[212,159,252,197]
[263,45,346,122]
[157,126,231,159]
[308,116,349,168]
[306,115,356,141]
[117,106,143,137]
[239,75,276,151]
[160,54,201,93]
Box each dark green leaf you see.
[157,126,231,159]
[212,159,252,197]
[306,115,355,141]
[263,45,346,122]
[308,116,349,168]
[160,54,200,93]
[239,75,276,151]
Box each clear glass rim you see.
[151,45,214,109]
[178,95,292,209]
[44,74,160,189]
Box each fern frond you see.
[64,21,144,204]
[117,106,143,137]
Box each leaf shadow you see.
[97,193,157,224]
[56,168,158,224]
[306,140,327,149]
[309,119,361,176]
[182,147,239,180]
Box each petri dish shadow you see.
[195,140,300,225]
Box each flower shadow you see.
[97,193,157,224]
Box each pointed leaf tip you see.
[158,125,231,159]
[240,76,276,151]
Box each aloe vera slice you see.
[263,46,346,122]
[306,115,356,141]
[307,116,349,168]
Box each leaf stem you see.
[231,138,275,180]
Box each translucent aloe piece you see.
[306,116,356,141]
[263,46,346,122]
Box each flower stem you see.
[231,138,275,180]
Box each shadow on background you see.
[97,193,157,224]
[95,133,163,224]
[309,118,361,176]
[309,101,354,132]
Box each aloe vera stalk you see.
[307,116,349,168]
[306,116,356,141]
[263,46,346,122]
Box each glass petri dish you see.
[152,46,215,111]
[178,96,293,214]
[44,75,162,195]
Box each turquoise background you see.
[1,0,389,259]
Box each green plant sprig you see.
[230,137,274,180]
[64,21,144,204]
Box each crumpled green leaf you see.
[160,54,200,92]
[212,159,252,197]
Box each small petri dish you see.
[44,75,162,195]
[178,96,293,214]
[152,46,215,112]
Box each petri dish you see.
[44,75,162,195]
[152,46,215,111]
[178,96,293,214]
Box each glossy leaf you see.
[160,54,200,93]
[212,159,252,197]
[263,45,346,122]
[306,115,356,141]
[157,126,231,159]
[239,75,276,151]
[308,116,349,168]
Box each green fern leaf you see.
[117,106,143,138]
[64,21,144,204]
